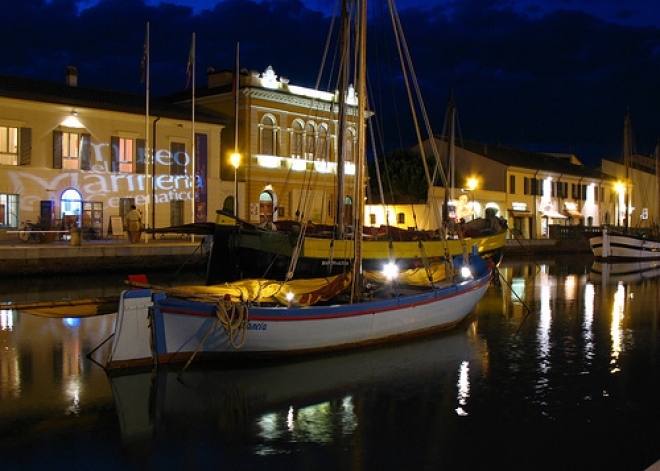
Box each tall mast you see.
[352,0,367,297]
[656,139,660,225]
[623,110,632,230]
[234,42,240,217]
[448,92,456,205]
[190,32,196,224]
[144,22,150,243]
[335,0,350,238]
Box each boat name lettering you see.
[247,322,267,331]
[321,260,349,266]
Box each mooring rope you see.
[215,296,250,349]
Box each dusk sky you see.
[3,0,660,168]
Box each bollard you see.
[70,227,82,246]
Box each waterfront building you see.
[417,138,622,239]
[0,68,227,239]
[166,65,364,227]
[0,65,636,242]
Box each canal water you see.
[1,257,659,470]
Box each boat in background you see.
[589,226,660,260]
[589,112,660,261]
[203,20,506,285]
[207,211,505,283]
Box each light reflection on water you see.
[1,257,660,470]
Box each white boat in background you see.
[589,112,660,261]
[589,226,660,260]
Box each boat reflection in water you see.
[109,323,487,450]
[589,260,660,284]
[5,259,660,470]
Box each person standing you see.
[125,205,142,243]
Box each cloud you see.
[1,0,659,167]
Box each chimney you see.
[66,66,78,87]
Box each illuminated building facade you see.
[0,70,228,238]
[420,139,623,239]
[168,65,363,227]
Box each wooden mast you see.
[351,0,367,300]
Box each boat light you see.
[382,262,399,281]
[286,292,298,307]
[461,266,473,279]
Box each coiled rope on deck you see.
[215,296,250,349]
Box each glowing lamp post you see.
[615,182,625,227]
[464,178,478,220]
[230,153,241,216]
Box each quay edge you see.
[0,238,207,277]
[0,235,591,277]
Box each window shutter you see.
[170,142,185,175]
[110,136,119,172]
[19,127,31,166]
[136,138,146,174]
[80,133,92,170]
[53,130,63,169]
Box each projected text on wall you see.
[7,137,208,214]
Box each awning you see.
[565,210,584,218]
[509,209,533,218]
[540,210,568,219]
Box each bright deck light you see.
[461,266,472,278]
[382,262,399,281]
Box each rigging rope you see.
[215,296,250,349]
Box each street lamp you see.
[464,178,478,220]
[615,182,625,227]
[230,153,241,216]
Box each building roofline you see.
[0,73,229,125]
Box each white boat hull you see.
[589,230,660,260]
[107,256,492,369]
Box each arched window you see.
[317,124,328,161]
[305,122,316,159]
[260,115,277,155]
[291,121,304,158]
[344,128,356,162]
[61,188,82,228]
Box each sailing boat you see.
[589,112,660,260]
[205,54,505,285]
[103,0,492,369]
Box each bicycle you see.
[18,220,42,243]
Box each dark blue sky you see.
[3,0,660,168]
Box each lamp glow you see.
[461,266,472,278]
[382,262,399,281]
[286,292,297,306]
[230,153,241,169]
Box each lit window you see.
[291,121,303,158]
[0,193,19,227]
[260,115,277,155]
[118,137,134,173]
[62,132,82,169]
[0,126,18,166]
